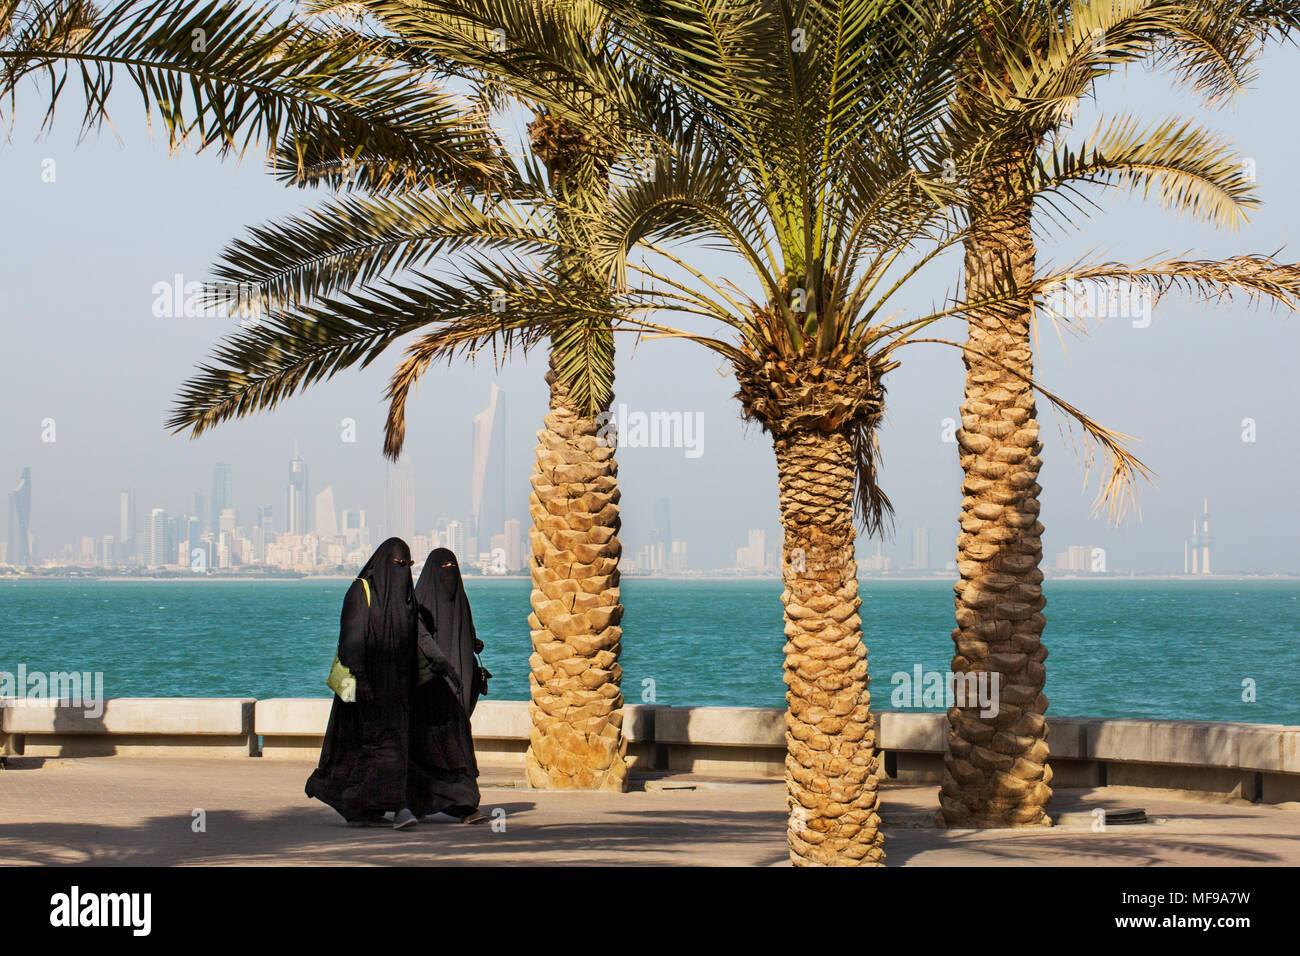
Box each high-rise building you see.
[670,539,688,572]
[147,508,168,567]
[651,497,672,556]
[504,518,522,571]
[99,535,115,567]
[185,515,201,559]
[257,504,275,538]
[386,458,415,542]
[211,462,233,534]
[489,532,508,572]
[7,467,31,567]
[341,509,369,552]
[118,488,137,564]
[911,527,930,570]
[286,450,309,535]
[735,529,767,572]
[315,486,338,538]
[1184,499,1212,574]
[1055,545,1102,573]
[442,520,466,557]
[470,383,505,554]
[748,529,766,571]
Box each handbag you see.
[473,636,491,697]
[326,654,355,700]
[474,656,492,698]
[326,578,369,700]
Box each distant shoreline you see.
[1,572,1296,584]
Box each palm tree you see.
[589,0,1300,864]
[937,0,1300,829]
[165,0,698,792]
[0,0,504,184]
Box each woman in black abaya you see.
[306,537,419,827]
[409,547,487,824]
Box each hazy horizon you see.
[3,50,1299,574]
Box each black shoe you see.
[393,808,418,830]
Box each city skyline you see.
[1,451,1248,578]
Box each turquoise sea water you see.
[1,578,1297,724]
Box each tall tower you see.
[119,488,136,564]
[385,457,415,543]
[1184,501,1212,575]
[470,383,502,555]
[211,462,233,533]
[286,447,309,535]
[1198,499,1211,575]
[148,507,168,567]
[315,486,338,538]
[7,467,31,567]
[912,526,930,570]
[651,497,672,557]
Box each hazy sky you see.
[2,47,1299,573]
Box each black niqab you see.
[407,547,482,817]
[357,536,416,657]
[306,537,418,822]
[414,547,480,714]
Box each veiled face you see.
[379,540,413,604]
[438,560,459,600]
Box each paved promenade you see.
[2,757,1299,866]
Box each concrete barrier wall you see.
[0,698,256,758]
[3,698,1298,804]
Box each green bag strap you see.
[358,577,370,606]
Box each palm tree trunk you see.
[938,136,1052,827]
[776,427,884,866]
[523,352,628,792]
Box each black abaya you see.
[306,537,417,821]
[408,548,482,817]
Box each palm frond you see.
[0,0,505,185]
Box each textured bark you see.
[938,133,1053,828]
[736,352,888,866]
[521,110,626,791]
[523,356,628,792]
[776,428,883,866]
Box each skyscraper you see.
[315,486,338,538]
[442,520,466,556]
[211,462,233,534]
[504,517,522,571]
[147,507,168,567]
[1184,499,1212,574]
[911,527,930,571]
[7,467,31,567]
[470,383,504,554]
[286,450,309,535]
[185,515,201,564]
[651,497,672,557]
[257,504,275,538]
[386,457,415,543]
[119,488,136,564]
[748,528,766,571]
